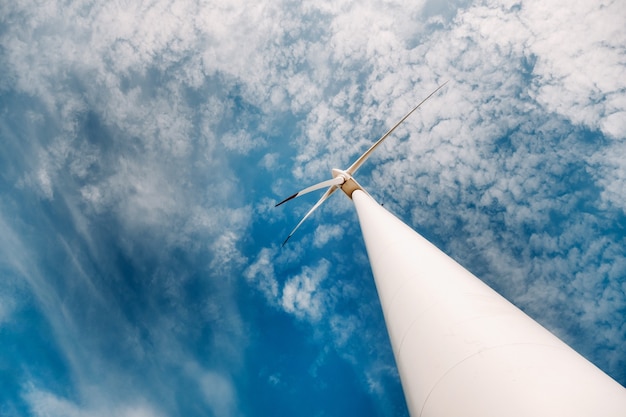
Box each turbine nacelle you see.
[331,168,364,198]
[276,81,448,246]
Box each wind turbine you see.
[276,83,626,417]
[275,81,449,246]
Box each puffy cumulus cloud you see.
[246,250,332,322]
[313,223,344,247]
[221,130,266,155]
[589,141,626,212]
[281,260,330,321]
[523,0,626,137]
[287,0,625,203]
[259,152,280,171]
[210,230,249,273]
[244,247,279,301]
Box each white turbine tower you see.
[276,83,626,417]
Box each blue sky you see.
[1,0,625,416]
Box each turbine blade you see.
[346,81,449,175]
[282,186,339,246]
[275,177,345,207]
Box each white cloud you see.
[198,371,238,417]
[601,111,626,139]
[24,387,165,417]
[589,141,626,211]
[259,152,280,171]
[244,247,279,301]
[221,130,266,155]
[329,314,358,348]
[281,260,330,322]
[523,0,626,137]
[313,224,344,247]
[210,230,248,274]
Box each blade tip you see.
[275,192,298,207]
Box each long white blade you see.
[346,81,448,175]
[281,186,339,246]
[275,176,345,207]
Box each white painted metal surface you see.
[352,189,626,417]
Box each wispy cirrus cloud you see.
[1,0,261,415]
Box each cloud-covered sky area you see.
[1,0,625,415]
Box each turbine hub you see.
[331,168,363,199]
